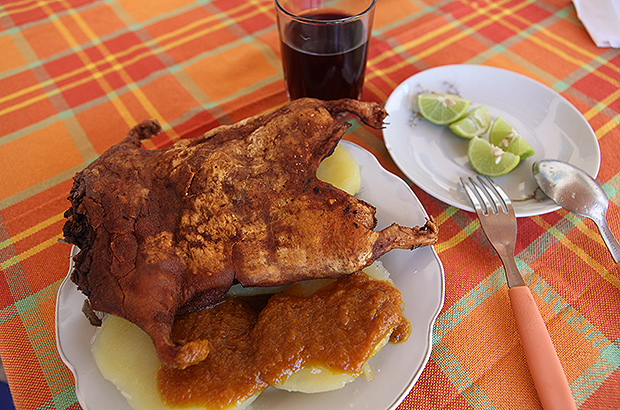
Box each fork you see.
[461,176,576,410]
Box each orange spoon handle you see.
[508,286,577,410]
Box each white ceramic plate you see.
[383,64,601,217]
[55,141,445,410]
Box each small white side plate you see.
[383,64,601,217]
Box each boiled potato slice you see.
[272,262,396,394]
[273,363,356,393]
[92,261,399,405]
[316,143,361,196]
[362,260,392,283]
[91,315,260,410]
[273,333,391,393]
[91,315,174,410]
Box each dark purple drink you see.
[280,9,370,100]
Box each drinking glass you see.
[275,0,376,100]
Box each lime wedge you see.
[448,106,491,138]
[467,136,520,177]
[488,117,535,159]
[417,93,470,125]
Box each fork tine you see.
[479,176,512,215]
[468,177,497,215]
[461,176,515,217]
[461,177,489,216]
[460,177,482,212]
[476,176,503,214]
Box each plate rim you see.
[55,140,445,410]
[343,140,445,410]
[55,255,87,406]
[382,63,602,217]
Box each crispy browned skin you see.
[63,98,438,369]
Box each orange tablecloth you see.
[1,0,619,409]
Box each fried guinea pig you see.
[63,98,438,369]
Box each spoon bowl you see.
[533,159,620,265]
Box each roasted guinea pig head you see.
[62,98,439,369]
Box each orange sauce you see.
[158,272,410,408]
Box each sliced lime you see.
[488,117,535,159]
[417,93,470,125]
[448,106,491,138]
[467,136,520,177]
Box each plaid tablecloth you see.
[1,0,619,409]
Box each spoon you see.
[533,160,620,270]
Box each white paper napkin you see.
[573,0,620,48]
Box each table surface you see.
[1,0,619,409]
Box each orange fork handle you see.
[508,286,577,410]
